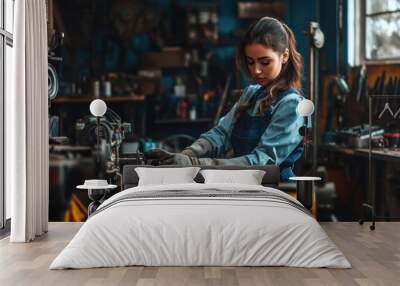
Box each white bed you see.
[50,183,351,269]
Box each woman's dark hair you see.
[235,17,303,116]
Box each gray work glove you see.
[192,156,250,166]
[182,138,214,157]
[145,148,194,165]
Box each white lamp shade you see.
[297,99,314,117]
[89,99,107,117]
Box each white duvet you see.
[50,183,351,269]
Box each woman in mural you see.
[147,16,304,182]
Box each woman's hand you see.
[145,149,193,165]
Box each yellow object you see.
[64,194,88,222]
[287,190,317,218]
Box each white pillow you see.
[200,169,266,185]
[135,167,201,186]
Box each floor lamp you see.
[89,99,107,149]
[297,98,315,163]
[294,98,319,210]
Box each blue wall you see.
[285,0,348,91]
[284,0,317,95]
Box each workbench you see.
[320,144,400,220]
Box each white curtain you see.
[7,0,49,242]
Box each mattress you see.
[50,183,351,269]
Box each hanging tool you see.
[355,65,366,103]
[214,75,232,125]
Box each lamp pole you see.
[96,116,100,150]
[297,99,315,166]
[304,22,324,174]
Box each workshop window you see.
[348,0,400,65]
[365,0,400,61]
[1,0,14,229]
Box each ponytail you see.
[281,23,303,92]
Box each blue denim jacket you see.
[200,84,304,176]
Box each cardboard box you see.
[142,48,185,68]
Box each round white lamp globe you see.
[89,99,107,117]
[297,99,314,117]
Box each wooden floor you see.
[0,222,398,286]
